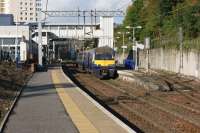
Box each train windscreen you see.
[95,47,114,60]
[95,53,113,60]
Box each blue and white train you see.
[77,46,118,79]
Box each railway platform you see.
[3,66,134,133]
[118,69,200,92]
[118,69,175,91]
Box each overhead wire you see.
[44,0,49,20]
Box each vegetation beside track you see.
[0,62,31,123]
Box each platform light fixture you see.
[126,25,142,70]
[117,31,130,63]
[15,9,27,67]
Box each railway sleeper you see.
[119,103,171,133]
[137,97,200,128]
[103,96,134,105]
[105,79,200,125]
[163,79,200,104]
[151,94,200,114]
[144,96,200,125]
[103,79,200,129]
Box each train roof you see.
[81,46,114,54]
[95,46,113,53]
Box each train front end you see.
[93,47,117,79]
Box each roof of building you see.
[28,22,100,26]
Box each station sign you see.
[121,46,127,49]
[133,44,144,51]
[145,37,150,49]
[20,42,27,61]
[137,44,144,50]
[132,46,137,51]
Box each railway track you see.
[101,79,200,132]
[62,65,200,133]
[113,104,169,133]
[72,74,169,133]
[108,79,200,113]
[106,79,200,119]
[93,79,200,132]
[105,79,200,117]
[118,70,200,111]
[148,71,200,104]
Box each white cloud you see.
[44,0,132,10]
[94,0,132,10]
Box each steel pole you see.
[53,41,55,60]
[179,27,183,73]
[38,13,43,66]
[123,33,125,63]
[113,39,115,51]
[82,11,86,67]
[1,39,3,61]
[132,28,138,70]
[15,14,18,61]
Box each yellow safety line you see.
[51,71,99,133]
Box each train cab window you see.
[95,53,113,60]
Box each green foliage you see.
[160,0,173,16]
[124,0,143,27]
[114,25,133,53]
[121,0,200,49]
[180,3,200,37]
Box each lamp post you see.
[15,9,27,67]
[117,32,130,64]
[126,26,142,70]
[15,15,19,62]
[114,36,120,52]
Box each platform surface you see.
[3,68,78,133]
[3,67,132,133]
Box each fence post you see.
[179,27,183,74]
[145,37,150,72]
[196,52,200,78]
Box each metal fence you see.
[139,28,200,79]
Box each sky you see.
[42,0,132,24]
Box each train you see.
[77,46,118,79]
[124,50,135,70]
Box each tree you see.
[121,0,200,49]
[123,0,144,27]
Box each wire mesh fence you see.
[139,28,200,79]
[150,28,200,50]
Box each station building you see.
[0,13,33,61]
[0,0,42,22]
[0,24,32,61]
[0,17,115,62]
